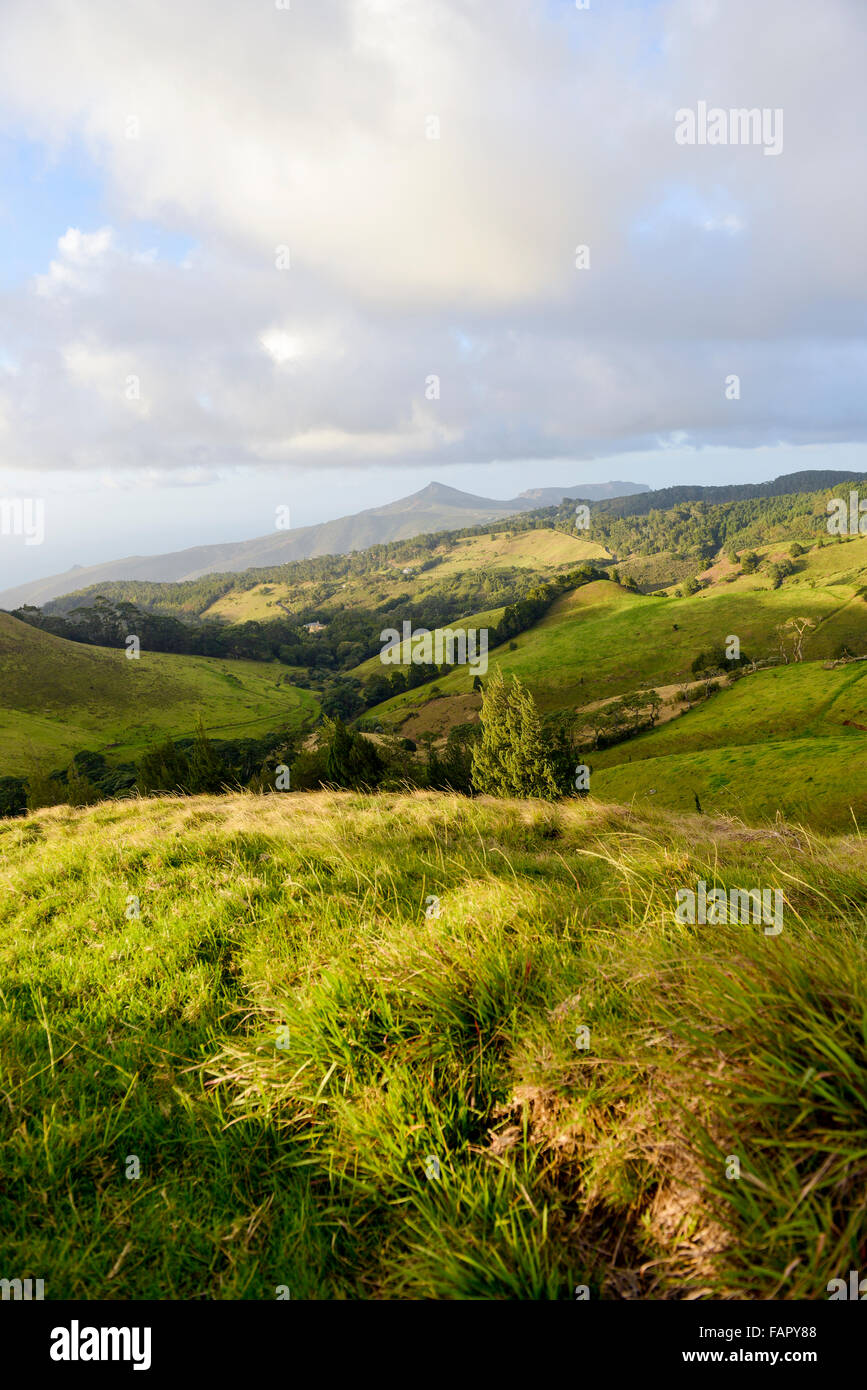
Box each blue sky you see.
[0,135,193,288]
[0,137,101,286]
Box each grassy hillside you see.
[353,535,867,830]
[593,735,867,831]
[368,539,867,730]
[424,528,608,576]
[594,661,867,766]
[351,603,507,682]
[585,660,867,830]
[199,528,603,623]
[8,485,867,832]
[34,524,599,626]
[1,791,865,1300]
[0,613,317,775]
[367,581,634,724]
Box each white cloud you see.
[35,225,114,297]
[57,227,113,264]
[259,330,306,367]
[0,0,863,475]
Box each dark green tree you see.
[137,736,191,795]
[471,669,557,799]
[184,717,225,794]
[25,770,65,811]
[323,718,383,789]
[0,776,27,818]
[470,668,511,795]
[65,761,100,807]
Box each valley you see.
[0,612,317,776]
[3,471,867,831]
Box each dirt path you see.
[572,677,732,729]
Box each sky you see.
[0,0,865,587]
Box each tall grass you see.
[0,791,865,1298]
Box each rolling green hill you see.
[351,604,508,681]
[584,659,867,830]
[7,478,867,831]
[594,661,867,766]
[198,528,604,624]
[591,736,866,831]
[367,555,867,729]
[38,526,605,628]
[356,534,867,830]
[0,613,317,775]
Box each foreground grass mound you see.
[1,792,865,1299]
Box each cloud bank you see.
[0,0,864,474]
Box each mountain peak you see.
[413,481,466,499]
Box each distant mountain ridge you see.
[3,469,860,612]
[0,478,648,610]
[518,481,650,505]
[593,470,867,519]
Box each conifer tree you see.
[25,770,65,811]
[136,736,190,795]
[185,716,225,794]
[503,677,559,799]
[65,760,100,807]
[324,718,382,788]
[471,669,557,799]
[470,668,512,796]
[324,718,354,785]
